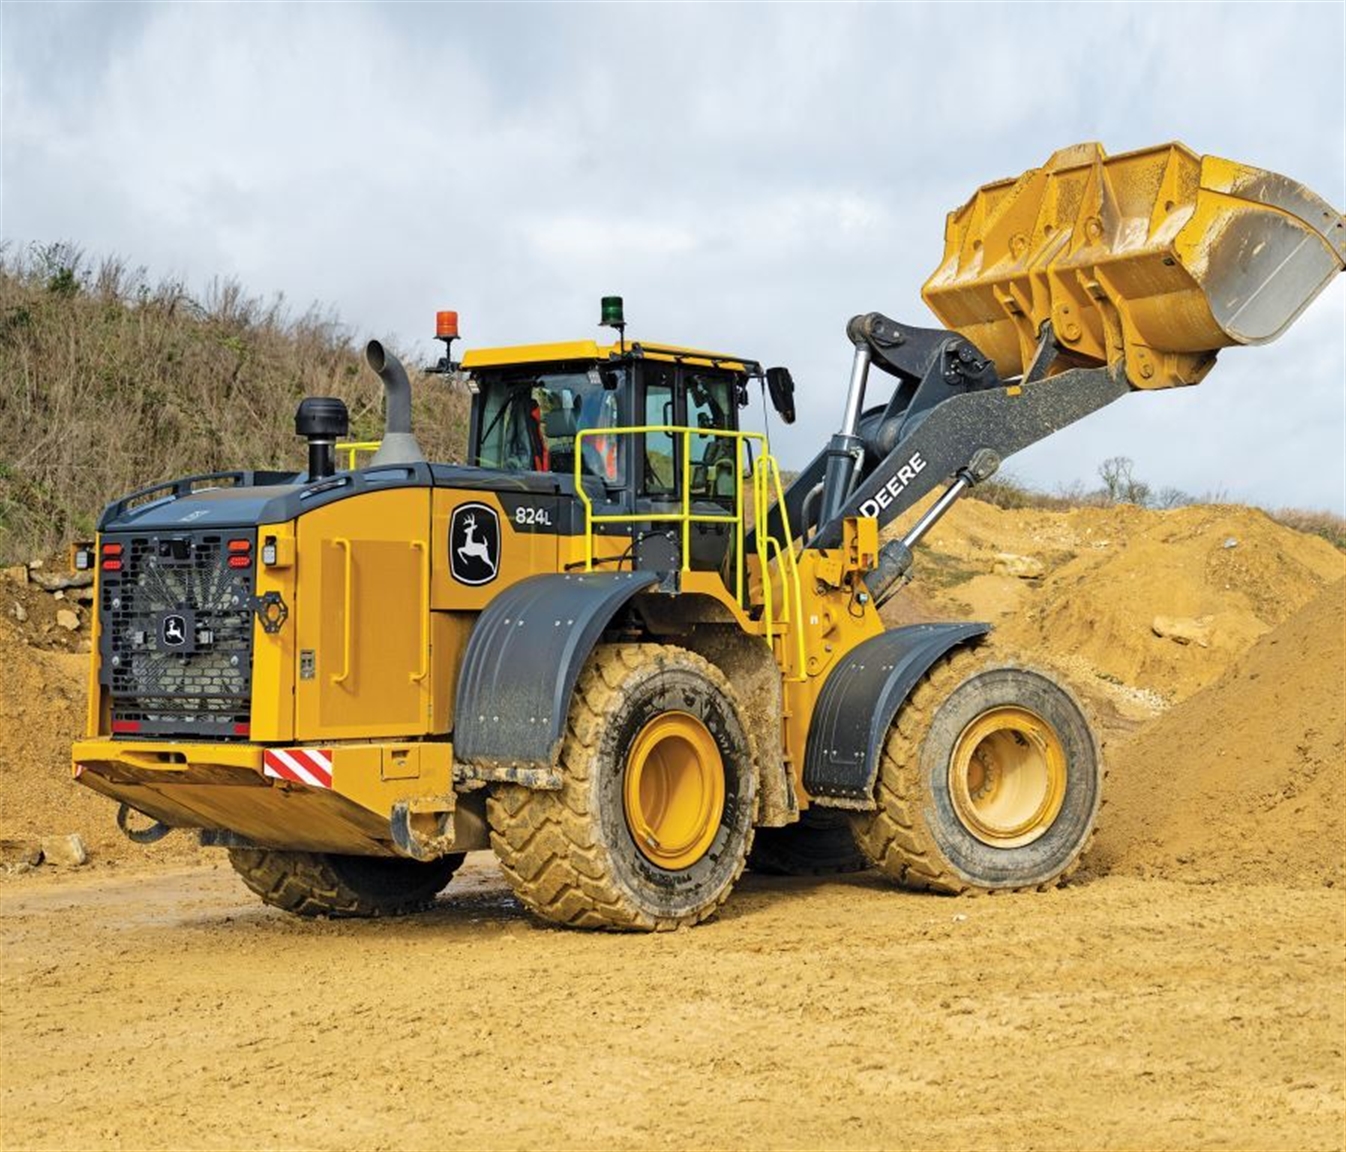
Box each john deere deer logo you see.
[157,609,196,653]
[162,615,187,647]
[449,503,500,586]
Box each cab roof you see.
[461,339,756,374]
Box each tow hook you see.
[116,803,174,844]
[390,795,457,861]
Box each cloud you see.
[2,1,1342,509]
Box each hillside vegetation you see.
[0,244,468,563]
[0,244,1339,563]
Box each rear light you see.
[72,543,95,571]
[111,720,141,734]
[233,723,251,737]
[262,542,277,565]
[228,539,251,553]
[102,559,122,572]
[101,542,123,557]
[228,555,251,570]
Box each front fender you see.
[803,623,990,808]
[453,572,659,772]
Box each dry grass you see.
[0,244,469,563]
[968,472,1346,552]
[1266,507,1346,551]
[2,244,1340,562]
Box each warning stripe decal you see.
[263,748,333,790]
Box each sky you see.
[2,1,1343,511]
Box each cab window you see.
[643,375,676,496]
[685,373,736,501]
[475,367,625,482]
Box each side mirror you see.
[765,366,796,424]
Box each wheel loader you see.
[71,142,1344,929]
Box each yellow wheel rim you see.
[948,706,1067,849]
[623,712,725,871]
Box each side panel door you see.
[295,489,433,740]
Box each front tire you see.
[850,646,1102,893]
[488,644,757,931]
[227,848,463,917]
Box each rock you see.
[11,601,27,623]
[3,565,28,587]
[40,834,88,867]
[55,608,81,632]
[993,553,1046,579]
[27,559,43,570]
[1223,537,1239,549]
[75,639,92,654]
[1152,615,1214,648]
[30,570,93,592]
[53,590,65,601]
[0,838,43,867]
[74,589,94,606]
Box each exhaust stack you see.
[366,340,426,467]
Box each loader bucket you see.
[921,142,1345,389]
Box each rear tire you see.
[850,646,1102,894]
[748,808,871,876]
[488,644,756,931]
[227,848,463,917]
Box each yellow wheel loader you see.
[73,143,1344,929]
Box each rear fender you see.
[453,572,659,776]
[804,623,990,809]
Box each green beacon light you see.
[600,295,627,353]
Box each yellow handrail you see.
[331,537,353,685]
[409,539,429,684]
[335,441,382,471]
[754,454,807,683]
[574,424,805,678]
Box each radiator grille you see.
[99,531,255,738]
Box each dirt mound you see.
[0,614,198,868]
[892,499,1345,709]
[1093,579,1345,887]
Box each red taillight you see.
[228,539,251,553]
[228,555,251,569]
[102,559,122,572]
[233,723,251,737]
[111,720,141,734]
[101,542,123,557]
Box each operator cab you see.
[461,340,755,572]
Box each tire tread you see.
[227,848,461,917]
[488,644,753,931]
[851,646,1099,895]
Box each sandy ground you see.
[3,855,1342,1151]
[2,509,1343,1150]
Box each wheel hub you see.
[623,712,725,871]
[948,706,1067,849]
